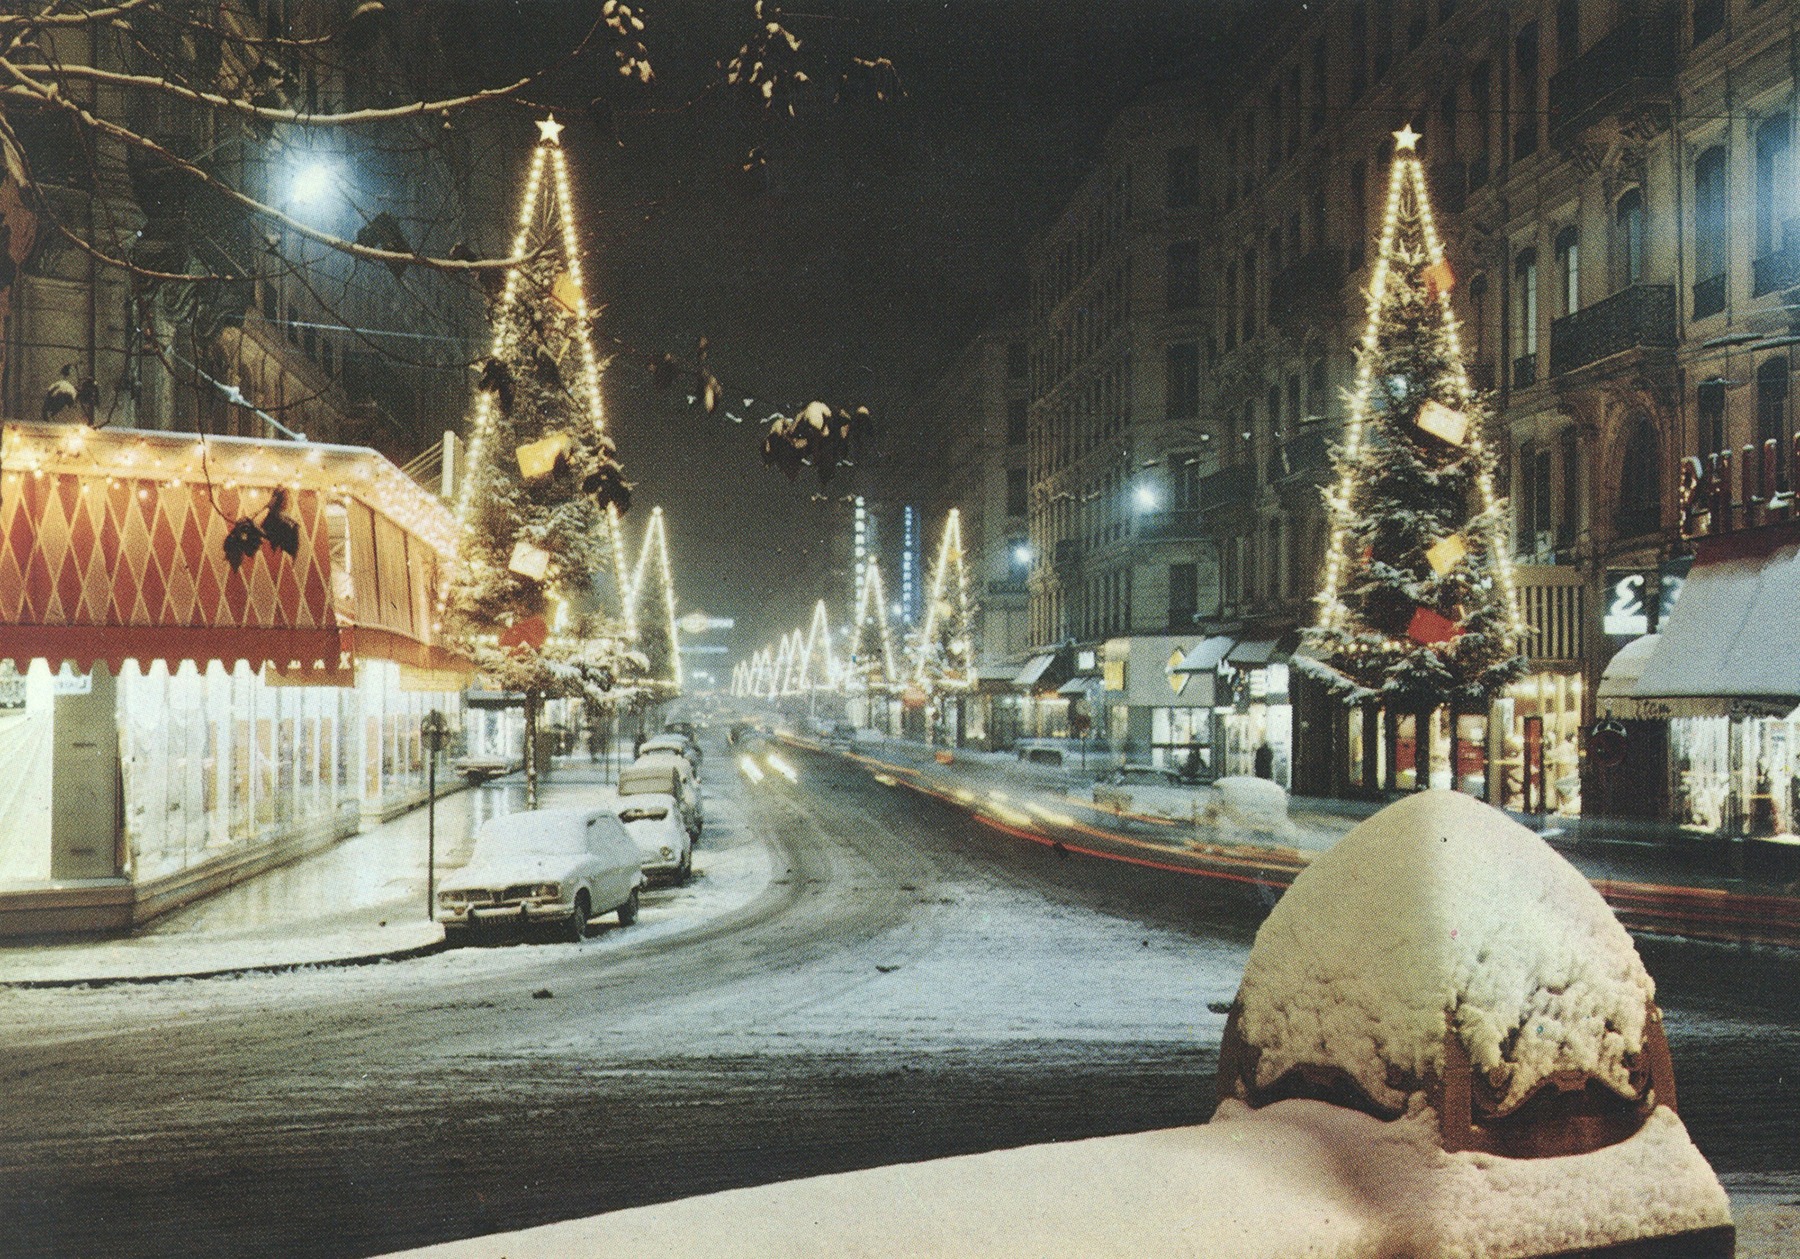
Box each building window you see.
[1755,117,1791,260]
[1308,357,1329,421]
[1555,225,1580,316]
[1006,468,1027,519]
[1166,145,1200,210]
[1513,247,1539,378]
[1555,0,1579,69]
[1757,357,1790,449]
[1439,89,1458,156]
[1348,162,1367,269]
[1223,262,1239,352]
[1692,0,1724,44]
[1693,145,1727,318]
[1007,342,1027,379]
[1615,188,1645,288]
[1167,241,1201,311]
[1616,417,1661,536]
[1517,441,1553,552]
[1242,246,1257,343]
[1173,449,1201,509]
[1558,425,1580,546]
[1697,377,1727,457]
[1468,62,1491,187]
[1349,1,1367,101]
[1166,342,1200,420]
[1513,23,1539,161]
[1311,36,1327,134]
[1373,3,1392,78]
[1286,374,1302,433]
[1007,397,1028,446]
[1168,563,1197,628]
[1467,273,1489,368]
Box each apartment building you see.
[1015,0,1800,829]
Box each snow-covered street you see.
[0,742,1793,1257]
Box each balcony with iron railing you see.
[1548,284,1677,377]
[1199,462,1257,511]
[1752,219,1800,298]
[1053,538,1083,569]
[1133,508,1207,541]
[1547,14,1677,148]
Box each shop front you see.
[1610,525,1800,844]
[0,422,467,936]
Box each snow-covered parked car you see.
[437,807,646,943]
[451,754,515,783]
[1200,775,1298,843]
[620,753,703,839]
[617,792,693,884]
[640,732,701,772]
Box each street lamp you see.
[420,709,452,921]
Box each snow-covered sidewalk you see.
[0,758,765,987]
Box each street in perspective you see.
[1,3,1799,1258]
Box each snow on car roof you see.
[474,807,606,846]
[1234,789,1656,1115]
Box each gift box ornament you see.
[516,432,572,481]
[1414,399,1470,447]
[508,539,552,581]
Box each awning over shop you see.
[1058,674,1102,697]
[973,664,1020,693]
[1172,635,1235,674]
[1013,654,1057,687]
[1596,634,1661,718]
[1624,530,1800,719]
[1226,638,1281,667]
[0,421,468,680]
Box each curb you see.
[0,932,448,990]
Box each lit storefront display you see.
[1610,524,1800,839]
[0,422,467,936]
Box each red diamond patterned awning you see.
[0,422,467,679]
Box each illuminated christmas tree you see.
[913,508,973,689]
[445,116,636,803]
[1302,126,1525,711]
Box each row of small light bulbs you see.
[1314,132,1526,649]
[0,422,459,561]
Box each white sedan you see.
[617,792,693,884]
[437,807,646,943]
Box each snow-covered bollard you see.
[1202,775,1299,843]
[1216,789,1733,1255]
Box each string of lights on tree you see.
[731,508,970,700]
[1301,124,1526,709]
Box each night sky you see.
[466,1,1271,662]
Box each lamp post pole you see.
[420,709,451,921]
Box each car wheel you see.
[616,886,640,927]
[678,848,693,884]
[565,890,591,943]
[442,924,468,948]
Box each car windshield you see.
[620,772,677,794]
[619,806,670,822]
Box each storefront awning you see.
[1596,634,1661,717]
[1172,635,1235,674]
[1014,654,1057,687]
[973,664,1020,693]
[0,421,469,681]
[1226,637,1281,667]
[1058,674,1101,697]
[1625,530,1800,719]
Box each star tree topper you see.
[536,114,565,146]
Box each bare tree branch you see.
[8,61,538,128]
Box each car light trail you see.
[765,753,799,782]
[1026,802,1077,827]
[873,773,899,787]
[738,755,766,783]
